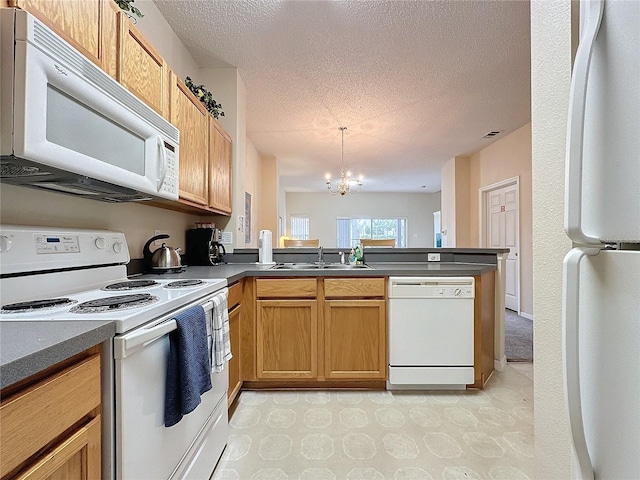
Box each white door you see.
[488,183,520,311]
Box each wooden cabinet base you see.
[242,380,386,390]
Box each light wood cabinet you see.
[9,0,102,67]
[255,278,318,379]
[208,117,233,214]
[324,300,386,379]
[118,17,170,118]
[324,278,386,379]
[101,0,120,79]
[0,349,102,480]
[170,72,209,207]
[472,270,496,388]
[227,281,243,406]
[251,277,386,383]
[256,300,318,379]
[9,0,234,217]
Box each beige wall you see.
[440,156,471,247]
[440,158,456,247]
[455,157,471,246]
[531,0,574,477]
[469,123,533,316]
[243,138,260,248]
[258,155,279,247]
[286,192,441,248]
[0,184,199,259]
[133,1,200,81]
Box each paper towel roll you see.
[258,230,274,264]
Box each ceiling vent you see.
[483,131,502,138]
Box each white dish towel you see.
[211,287,232,372]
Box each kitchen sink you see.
[270,263,373,270]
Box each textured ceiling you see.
[153,0,531,193]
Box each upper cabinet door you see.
[101,0,120,79]
[10,0,101,65]
[118,16,169,119]
[208,117,233,214]
[170,72,209,206]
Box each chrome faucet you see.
[317,246,324,264]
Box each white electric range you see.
[0,225,229,480]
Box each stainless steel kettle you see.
[143,234,182,270]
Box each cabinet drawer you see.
[0,354,101,477]
[324,278,385,298]
[228,282,242,309]
[256,278,317,298]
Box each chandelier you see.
[325,127,363,196]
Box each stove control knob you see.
[95,237,107,250]
[0,235,12,252]
[113,241,124,253]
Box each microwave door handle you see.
[564,0,604,245]
[157,135,168,192]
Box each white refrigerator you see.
[562,1,640,479]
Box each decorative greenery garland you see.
[114,0,144,20]
[185,77,225,119]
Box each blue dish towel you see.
[164,305,212,427]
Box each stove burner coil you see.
[103,280,160,291]
[165,280,205,289]
[1,298,77,313]
[70,294,159,313]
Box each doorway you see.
[480,177,521,313]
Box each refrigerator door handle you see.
[563,246,600,480]
[565,0,604,245]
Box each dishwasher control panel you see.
[388,277,475,298]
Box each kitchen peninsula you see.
[1,247,508,391]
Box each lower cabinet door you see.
[227,303,242,405]
[256,300,318,379]
[17,415,101,480]
[324,300,387,379]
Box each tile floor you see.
[213,363,533,480]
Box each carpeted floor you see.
[505,309,533,362]
[212,364,534,480]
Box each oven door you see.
[112,295,228,480]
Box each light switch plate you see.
[221,232,233,244]
[428,252,441,262]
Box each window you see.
[337,218,407,248]
[290,215,310,240]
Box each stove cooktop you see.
[0,277,227,333]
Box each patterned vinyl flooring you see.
[212,363,534,480]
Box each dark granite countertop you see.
[2,249,503,389]
[139,261,497,285]
[0,320,116,390]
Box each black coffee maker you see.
[186,228,226,265]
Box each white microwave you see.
[0,8,179,202]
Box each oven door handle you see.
[114,319,177,359]
[114,299,216,358]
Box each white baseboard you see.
[495,355,507,372]
[519,311,533,320]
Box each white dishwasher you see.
[387,276,475,390]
